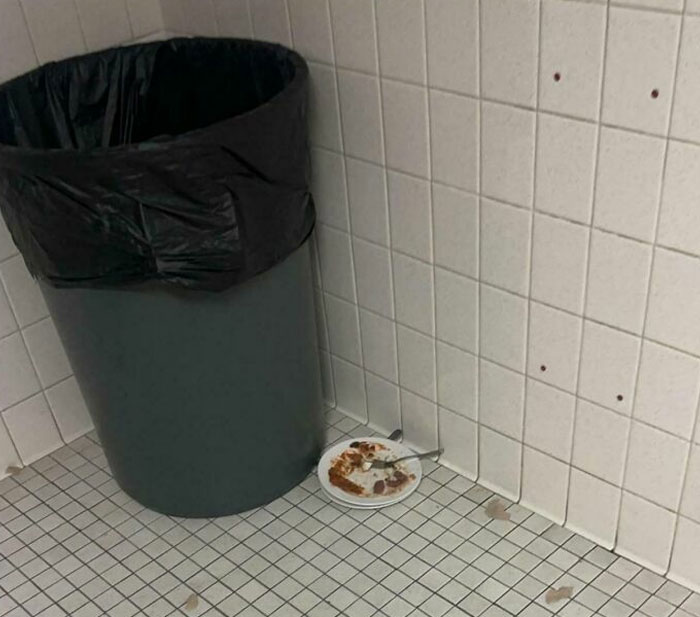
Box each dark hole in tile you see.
[651,89,659,99]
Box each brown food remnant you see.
[329,466,364,495]
[554,72,561,82]
[184,593,199,611]
[5,465,22,476]
[350,441,360,448]
[374,480,385,495]
[386,470,408,488]
[651,89,659,99]
[545,586,573,604]
[485,498,511,521]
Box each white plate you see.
[317,437,422,508]
[319,485,388,510]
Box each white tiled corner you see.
[360,309,398,383]
[481,102,536,208]
[479,359,524,441]
[311,148,349,231]
[0,284,17,339]
[329,0,377,74]
[0,255,49,328]
[429,90,478,193]
[324,294,362,365]
[346,158,389,247]
[320,350,335,405]
[22,317,72,389]
[0,0,38,83]
[211,0,251,37]
[657,141,700,258]
[567,469,621,549]
[316,225,356,302]
[387,171,432,262]
[397,325,436,402]
[0,216,18,263]
[307,63,342,151]
[681,445,700,524]
[531,214,589,315]
[585,230,652,335]
[366,373,400,434]
[594,127,665,243]
[249,0,291,46]
[332,356,367,420]
[602,7,681,135]
[521,447,569,525]
[635,341,700,440]
[624,421,689,511]
[671,16,700,143]
[21,0,86,63]
[288,0,333,64]
[2,393,62,464]
[535,113,597,225]
[524,379,575,462]
[539,0,606,121]
[480,0,539,108]
[479,426,522,502]
[393,252,434,336]
[578,321,641,415]
[646,248,700,357]
[0,418,20,471]
[435,267,478,354]
[382,80,429,178]
[527,302,582,394]
[0,332,41,411]
[401,389,438,452]
[480,285,528,373]
[436,341,477,420]
[375,0,425,84]
[669,517,700,591]
[573,399,630,486]
[75,0,132,51]
[425,0,478,96]
[45,377,92,443]
[617,492,676,575]
[337,70,384,164]
[439,407,477,480]
[433,185,478,279]
[353,238,394,319]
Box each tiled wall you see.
[0,0,166,472]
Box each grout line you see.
[474,0,482,484]
[246,0,256,37]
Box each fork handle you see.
[393,448,443,464]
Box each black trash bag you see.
[0,38,314,291]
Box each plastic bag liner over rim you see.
[0,38,315,291]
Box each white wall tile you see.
[317,225,356,302]
[521,447,569,525]
[388,171,431,262]
[531,214,589,314]
[426,0,478,96]
[433,186,478,280]
[0,0,37,83]
[0,256,49,328]
[669,517,700,591]
[429,90,478,193]
[311,148,349,231]
[330,0,377,74]
[635,341,700,440]
[337,70,384,164]
[435,268,478,354]
[211,0,250,37]
[22,0,86,63]
[288,0,333,64]
[45,377,92,443]
[594,128,665,243]
[393,253,434,336]
[602,7,680,135]
[578,321,641,415]
[402,390,438,451]
[527,302,582,394]
[479,426,521,502]
[480,199,531,295]
[480,285,528,373]
[681,445,700,523]
[480,0,539,107]
[585,231,652,335]
[658,141,700,257]
[625,422,689,511]
[360,309,397,383]
[332,356,367,420]
[437,342,477,420]
[353,238,394,319]
[439,408,477,480]
[22,318,72,389]
[524,379,575,462]
[539,0,606,121]
[646,248,700,356]
[75,0,132,51]
[346,158,389,247]
[567,469,621,549]
[397,325,436,402]
[308,63,342,151]
[324,294,362,365]
[249,0,291,46]
[479,359,524,440]
[535,113,597,225]
[0,419,20,471]
[160,0,216,35]
[481,103,536,208]
[2,393,62,464]
[615,0,682,9]
[382,80,429,178]
[375,0,425,84]
[573,399,630,485]
[0,333,40,411]
[366,373,400,434]
[671,17,700,143]
[617,492,676,574]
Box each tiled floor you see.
[1,411,699,617]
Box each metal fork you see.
[367,448,443,470]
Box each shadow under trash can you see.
[0,38,324,517]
